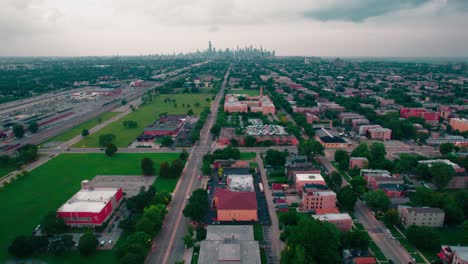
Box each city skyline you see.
[1,0,468,57]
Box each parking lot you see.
[89,175,156,197]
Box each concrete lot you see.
[89,175,156,197]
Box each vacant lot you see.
[73,94,211,148]
[0,153,180,263]
[41,111,119,146]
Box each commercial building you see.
[224,88,275,115]
[398,206,445,228]
[141,114,186,137]
[368,127,392,140]
[214,188,258,222]
[301,184,337,212]
[427,135,468,147]
[400,108,440,123]
[314,127,350,149]
[439,245,468,264]
[198,225,261,264]
[313,213,352,231]
[295,173,326,194]
[450,118,468,132]
[349,157,368,169]
[218,127,298,146]
[57,180,123,227]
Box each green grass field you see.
[0,167,15,178]
[41,112,119,146]
[73,94,212,148]
[228,89,260,96]
[240,152,256,160]
[39,251,117,264]
[0,153,180,263]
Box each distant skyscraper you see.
[208,41,212,53]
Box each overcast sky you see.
[1,0,467,57]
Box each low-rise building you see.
[227,174,254,192]
[295,173,326,194]
[398,206,445,228]
[57,181,123,227]
[198,225,261,264]
[450,118,468,133]
[439,245,468,264]
[314,127,350,149]
[349,157,368,169]
[368,127,392,140]
[214,188,258,222]
[313,213,352,231]
[301,184,337,212]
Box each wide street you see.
[145,65,230,264]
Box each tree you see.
[41,211,67,234]
[105,143,118,157]
[351,143,370,159]
[383,209,399,227]
[16,144,38,165]
[370,142,386,161]
[170,159,185,177]
[8,235,48,258]
[298,139,324,159]
[123,120,138,129]
[363,190,390,212]
[341,231,369,250]
[406,225,440,251]
[141,158,155,176]
[330,172,343,190]
[195,225,207,241]
[183,234,195,248]
[13,124,25,138]
[183,189,208,222]
[28,122,39,133]
[78,232,98,256]
[281,218,341,264]
[99,133,116,147]
[444,203,464,225]
[160,136,174,147]
[180,149,189,161]
[430,162,455,189]
[350,176,367,196]
[159,162,171,178]
[264,149,288,166]
[415,164,431,180]
[244,135,257,147]
[48,235,74,255]
[337,186,357,211]
[279,210,300,226]
[187,109,194,116]
[334,150,348,163]
[230,138,239,147]
[81,129,89,137]
[122,99,127,105]
[136,216,156,236]
[439,143,455,155]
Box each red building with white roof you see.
[57,181,123,227]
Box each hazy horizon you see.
[1,0,468,57]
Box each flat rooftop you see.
[313,213,352,221]
[296,173,324,182]
[58,187,119,213]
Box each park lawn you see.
[235,89,260,96]
[0,152,180,263]
[41,112,119,146]
[73,94,212,148]
[240,152,256,160]
[40,250,117,264]
[0,167,15,178]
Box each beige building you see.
[398,206,445,228]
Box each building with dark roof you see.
[214,188,258,222]
[314,127,349,148]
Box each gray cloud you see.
[303,0,431,22]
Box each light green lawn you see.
[240,152,256,160]
[228,89,260,96]
[41,112,119,146]
[0,153,180,263]
[73,94,212,148]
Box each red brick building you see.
[400,108,440,123]
[214,188,258,222]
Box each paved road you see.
[145,65,231,264]
[354,201,413,263]
[316,157,413,263]
[256,153,283,264]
